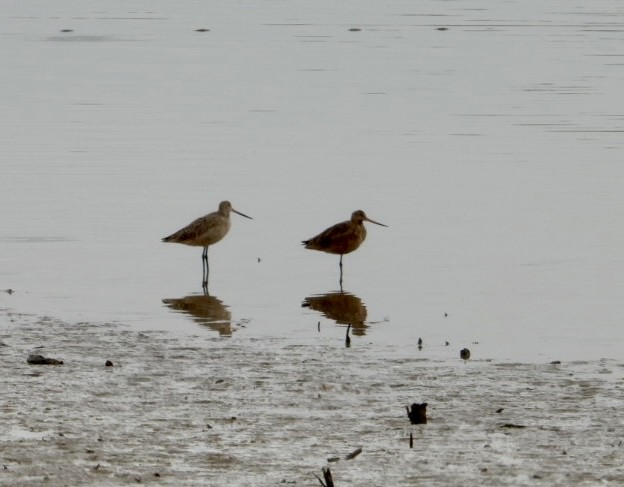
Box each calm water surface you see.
[1,0,624,362]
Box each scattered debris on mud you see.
[1,311,623,486]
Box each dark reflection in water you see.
[302,290,368,336]
[162,293,233,336]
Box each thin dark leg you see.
[339,254,343,288]
[202,246,209,288]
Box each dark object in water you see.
[195,28,210,32]
[409,432,413,448]
[345,447,362,460]
[105,360,114,367]
[349,27,361,32]
[315,466,334,487]
[406,402,427,424]
[550,360,561,365]
[27,354,63,365]
[501,423,526,429]
[460,348,470,360]
[60,29,73,33]
[437,27,449,31]
[417,337,423,350]
[496,408,504,414]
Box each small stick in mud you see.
[345,447,362,460]
[345,324,351,348]
[315,466,335,487]
[406,402,427,424]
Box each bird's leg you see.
[202,246,209,287]
[338,254,343,288]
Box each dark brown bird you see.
[302,210,386,285]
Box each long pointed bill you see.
[365,216,387,227]
[232,208,253,219]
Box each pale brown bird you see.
[163,201,252,288]
[302,210,387,285]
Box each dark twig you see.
[315,467,334,487]
[345,447,362,460]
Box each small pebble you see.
[460,348,470,360]
[105,360,113,367]
[195,28,210,32]
[349,27,361,32]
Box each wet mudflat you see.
[1,310,622,486]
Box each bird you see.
[302,210,387,285]
[162,201,252,288]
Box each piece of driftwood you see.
[406,403,427,424]
[345,447,362,460]
[27,354,63,365]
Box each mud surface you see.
[1,310,622,486]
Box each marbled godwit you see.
[302,210,387,284]
[162,201,252,288]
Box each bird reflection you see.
[162,293,233,336]
[302,290,368,336]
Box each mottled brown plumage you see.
[163,201,252,288]
[302,210,386,284]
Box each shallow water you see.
[2,0,623,362]
[1,1,624,482]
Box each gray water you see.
[1,1,624,484]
